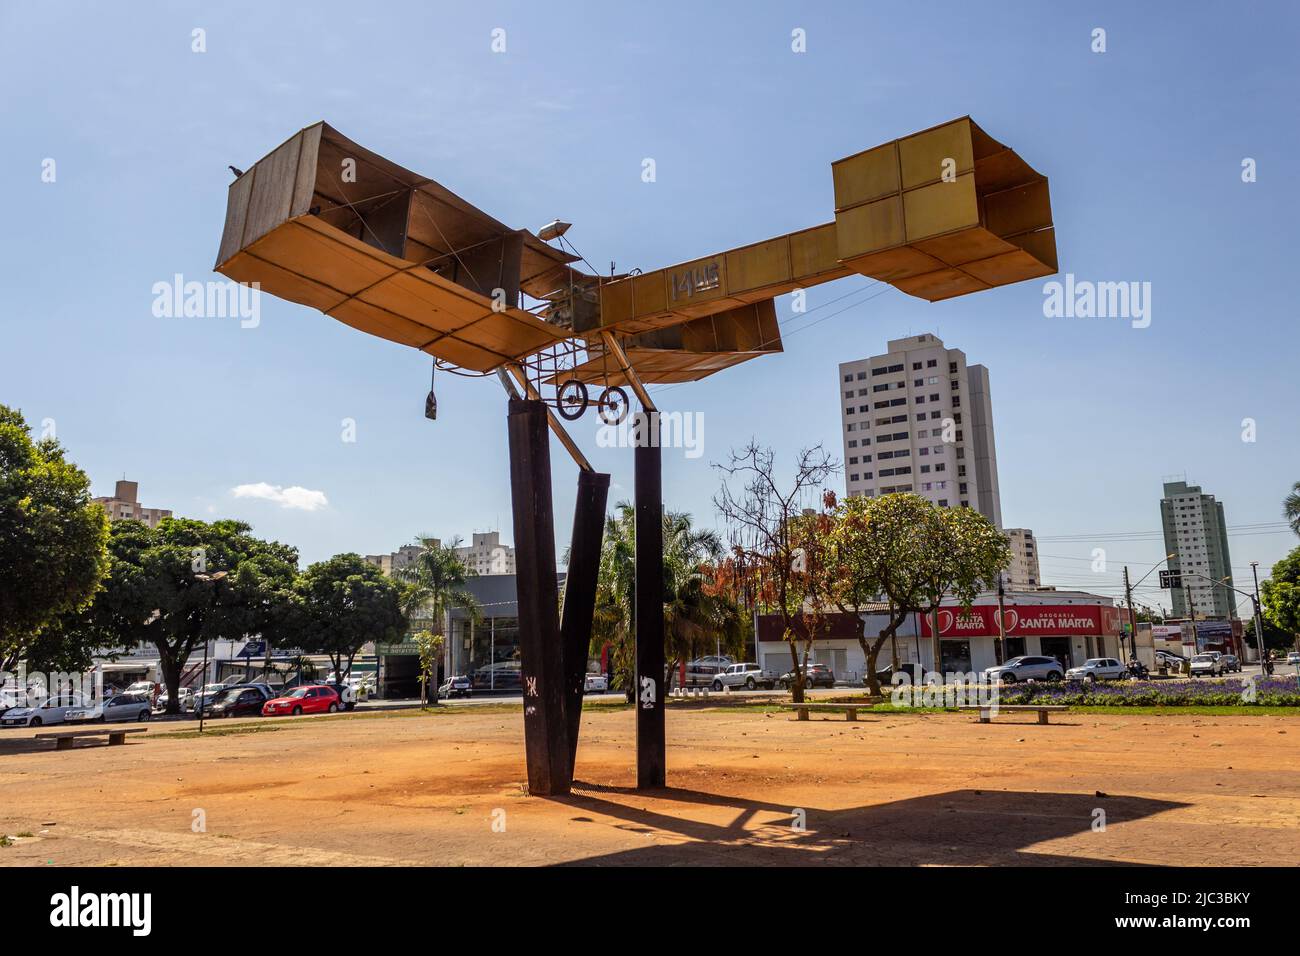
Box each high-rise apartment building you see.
[1004,528,1041,588]
[93,479,173,528]
[838,333,1002,527]
[1160,480,1236,619]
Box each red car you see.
[261,685,340,717]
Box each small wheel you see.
[1086,673,1096,683]
[556,379,588,420]
[711,680,723,691]
[1047,671,1062,682]
[30,717,42,727]
[597,386,630,425]
[292,706,302,716]
[328,703,338,713]
[746,677,756,690]
[138,710,150,721]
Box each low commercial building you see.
[755,589,1124,681]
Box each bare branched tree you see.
[713,442,839,703]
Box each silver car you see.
[983,655,1064,684]
[712,662,776,691]
[65,693,153,724]
[1065,658,1126,682]
[0,692,91,727]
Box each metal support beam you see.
[505,363,594,472]
[560,468,610,778]
[599,331,657,413]
[634,414,666,789]
[506,398,571,795]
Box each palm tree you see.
[589,505,741,696]
[1285,482,1300,536]
[395,537,482,700]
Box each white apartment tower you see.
[1004,528,1041,588]
[838,333,1003,527]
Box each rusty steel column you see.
[634,410,666,789]
[560,468,610,778]
[506,398,571,795]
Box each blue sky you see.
[3,1,1297,612]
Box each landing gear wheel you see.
[556,379,588,420]
[597,386,630,425]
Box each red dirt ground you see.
[1,704,1296,866]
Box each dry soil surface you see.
[1,704,1296,866]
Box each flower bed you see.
[998,677,1300,708]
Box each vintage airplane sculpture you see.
[215,118,1056,795]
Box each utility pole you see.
[1124,566,1138,662]
[1250,562,1266,665]
[1184,580,1199,659]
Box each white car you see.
[583,673,609,694]
[711,662,777,691]
[156,687,196,712]
[1189,654,1222,677]
[1065,658,1127,682]
[1,692,91,727]
[1286,652,1300,666]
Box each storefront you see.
[919,603,1126,672]
[754,592,1125,681]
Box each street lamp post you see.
[1124,553,1177,665]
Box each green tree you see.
[0,405,110,669]
[590,504,742,698]
[412,629,445,704]
[294,553,407,687]
[1262,546,1300,642]
[916,505,1011,676]
[82,518,299,713]
[1285,482,1300,536]
[827,493,935,696]
[395,537,481,644]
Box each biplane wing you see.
[215,117,1055,382]
[214,122,572,372]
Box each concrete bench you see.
[34,727,147,750]
[780,699,881,722]
[958,704,1068,725]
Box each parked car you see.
[983,655,1064,683]
[198,682,278,715]
[711,662,776,691]
[207,686,273,718]
[1219,654,1242,673]
[685,655,733,685]
[1,692,91,727]
[124,680,161,706]
[65,693,152,724]
[262,685,341,717]
[583,672,609,693]
[1189,654,1223,677]
[156,687,196,712]
[1065,658,1127,682]
[777,664,835,690]
[868,662,925,687]
[438,675,472,699]
[1286,651,1300,666]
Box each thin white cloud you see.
[231,482,329,512]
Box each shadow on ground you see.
[552,784,1185,865]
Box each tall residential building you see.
[1160,480,1236,619]
[1004,528,1041,588]
[93,479,172,527]
[838,333,1002,527]
[366,531,516,578]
